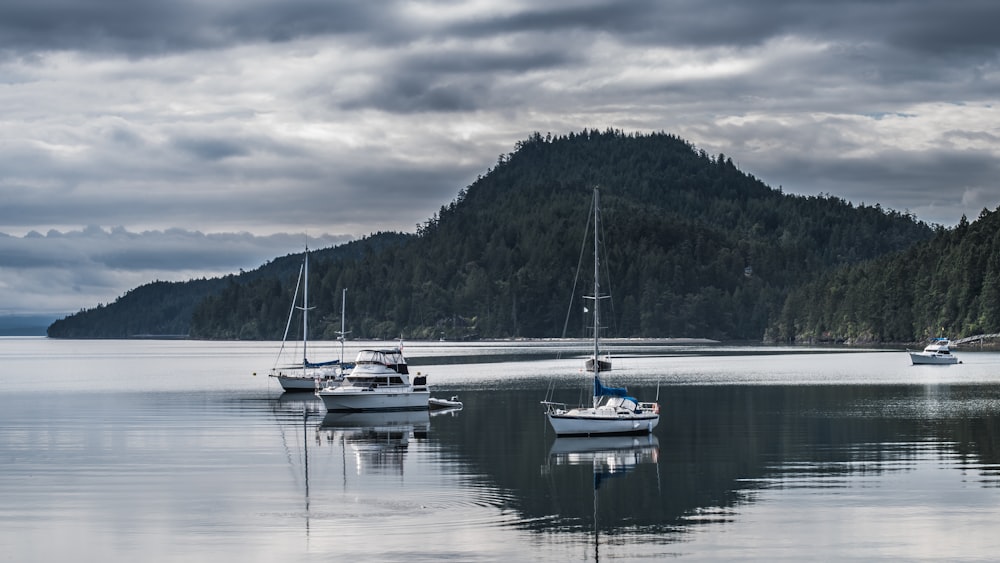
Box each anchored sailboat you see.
[543,187,660,436]
[269,249,345,391]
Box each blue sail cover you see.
[594,375,628,398]
[305,359,340,367]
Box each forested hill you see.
[771,208,1000,344]
[45,232,411,338]
[49,130,934,340]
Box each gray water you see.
[3,338,1000,561]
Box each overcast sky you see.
[3,0,1000,317]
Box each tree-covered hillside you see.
[46,232,410,338]
[770,208,1000,344]
[177,129,932,341]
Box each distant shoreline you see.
[29,333,1000,351]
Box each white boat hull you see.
[317,388,430,411]
[273,374,319,391]
[271,370,343,391]
[909,352,959,365]
[547,409,659,437]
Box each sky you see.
[2,0,1000,317]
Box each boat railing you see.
[540,400,568,414]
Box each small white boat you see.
[315,346,429,411]
[908,338,960,365]
[428,395,463,410]
[543,187,659,437]
[268,249,346,391]
[545,394,660,436]
[585,356,612,372]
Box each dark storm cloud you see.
[4,0,1000,58]
[172,136,250,161]
[351,73,485,113]
[0,0,400,55]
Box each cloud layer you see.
[2,0,1000,315]
[0,227,349,315]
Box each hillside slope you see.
[46,232,410,338]
[50,129,934,340]
[187,129,933,341]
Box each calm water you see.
[3,338,1000,561]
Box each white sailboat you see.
[269,249,345,391]
[543,187,660,436]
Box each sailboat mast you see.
[302,248,309,367]
[592,187,601,409]
[593,187,600,368]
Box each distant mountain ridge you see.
[49,129,935,341]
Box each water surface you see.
[2,338,1000,561]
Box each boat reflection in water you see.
[549,434,659,480]
[547,434,660,562]
[317,410,430,474]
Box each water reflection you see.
[548,435,660,481]
[317,410,431,475]
[271,376,1000,558]
[545,436,660,562]
[428,383,1000,554]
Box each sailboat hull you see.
[273,374,319,391]
[272,373,344,391]
[547,410,659,437]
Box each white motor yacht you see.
[908,338,960,365]
[316,347,429,411]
